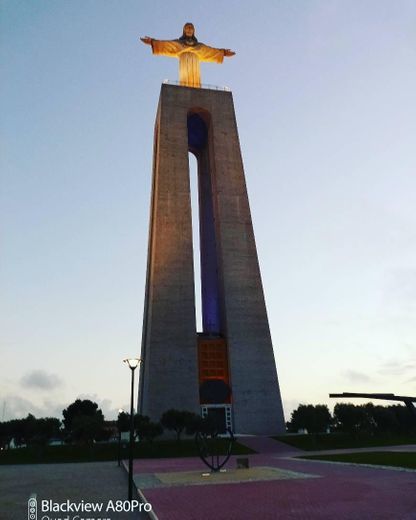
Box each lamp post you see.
[117,408,124,467]
[123,358,141,501]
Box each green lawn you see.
[274,433,416,451]
[0,438,254,465]
[300,451,416,470]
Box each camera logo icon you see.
[28,495,37,520]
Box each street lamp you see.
[123,358,142,501]
[117,408,124,467]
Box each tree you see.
[0,415,62,447]
[30,417,61,445]
[117,411,130,433]
[372,405,399,434]
[333,403,365,434]
[70,415,104,444]
[185,413,205,436]
[131,414,163,443]
[160,409,195,441]
[1,417,28,446]
[287,404,332,433]
[62,399,105,444]
[0,421,10,449]
[134,414,150,440]
[141,421,163,443]
[393,404,416,434]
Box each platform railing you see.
[162,79,231,91]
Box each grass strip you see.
[299,451,416,470]
[274,433,416,451]
[0,439,255,465]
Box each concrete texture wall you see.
[139,84,285,434]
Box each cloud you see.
[378,359,416,377]
[21,370,63,391]
[1,394,117,421]
[342,369,372,383]
[42,399,67,419]
[2,395,46,420]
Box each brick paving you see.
[132,437,416,520]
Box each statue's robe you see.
[151,40,224,88]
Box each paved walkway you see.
[236,435,302,455]
[131,437,416,520]
[296,443,416,457]
[0,461,149,520]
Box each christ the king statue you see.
[141,23,235,88]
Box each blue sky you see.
[1,1,416,422]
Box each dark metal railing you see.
[162,79,231,92]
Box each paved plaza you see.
[0,461,149,520]
[132,437,416,520]
[0,439,415,519]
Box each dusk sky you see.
[1,1,416,423]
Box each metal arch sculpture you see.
[195,427,235,472]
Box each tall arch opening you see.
[187,111,221,334]
[188,110,232,429]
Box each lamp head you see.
[123,358,141,370]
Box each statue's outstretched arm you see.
[140,36,153,45]
[140,36,183,58]
[196,44,236,64]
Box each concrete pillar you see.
[139,84,285,434]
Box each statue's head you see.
[183,23,195,38]
[179,23,198,45]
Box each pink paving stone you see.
[129,438,416,519]
[142,471,415,520]
[140,459,416,520]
